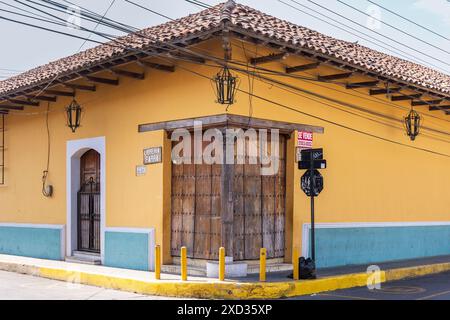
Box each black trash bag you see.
[299,257,317,280]
[287,256,317,280]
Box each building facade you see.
[0,1,449,272]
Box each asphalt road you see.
[296,271,450,300]
[0,270,191,300]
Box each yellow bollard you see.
[260,248,267,282]
[181,246,187,281]
[155,245,161,280]
[293,248,299,281]
[219,247,225,281]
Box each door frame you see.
[66,136,106,263]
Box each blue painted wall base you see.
[310,225,450,268]
[0,225,63,260]
[104,231,151,271]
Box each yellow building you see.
[0,1,449,273]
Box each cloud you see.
[413,0,450,25]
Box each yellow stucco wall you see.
[0,39,449,263]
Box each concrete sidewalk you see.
[1,254,450,299]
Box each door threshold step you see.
[73,250,100,258]
[66,252,101,265]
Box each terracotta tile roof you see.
[1,1,450,97]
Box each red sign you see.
[297,131,313,149]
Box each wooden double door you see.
[78,149,101,253]
[171,133,286,261]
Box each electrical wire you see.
[6,0,450,127]
[277,0,450,75]
[2,0,450,156]
[3,0,450,123]
[366,0,450,42]
[337,0,450,55]
[41,102,52,197]
[305,0,450,68]
[77,0,117,51]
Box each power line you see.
[77,0,117,51]
[278,0,450,74]
[184,0,211,9]
[2,1,450,155]
[337,0,450,55]
[273,1,450,117]
[305,0,450,68]
[366,0,450,42]
[5,0,450,120]
[230,41,450,126]
[124,0,173,21]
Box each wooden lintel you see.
[138,113,324,134]
[429,105,450,111]
[26,95,57,102]
[7,99,39,106]
[390,94,422,101]
[285,62,320,74]
[345,81,379,89]
[111,69,145,80]
[369,87,401,95]
[0,105,24,110]
[64,83,96,92]
[318,72,353,81]
[250,53,287,65]
[411,100,443,106]
[44,90,75,97]
[138,61,175,73]
[85,76,119,86]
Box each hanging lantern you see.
[404,108,421,141]
[65,99,82,133]
[213,66,238,105]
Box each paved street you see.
[0,270,190,300]
[296,271,450,300]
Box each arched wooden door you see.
[78,149,101,253]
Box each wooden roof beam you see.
[85,75,119,86]
[286,62,320,74]
[0,105,24,110]
[345,81,379,89]
[390,94,422,101]
[411,99,443,106]
[44,90,75,97]
[7,99,39,106]
[318,72,353,81]
[110,69,145,80]
[250,53,287,65]
[137,61,175,73]
[429,105,450,111]
[25,95,57,102]
[64,83,96,92]
[369,87,401,95]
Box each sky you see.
[0,0,450,79]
